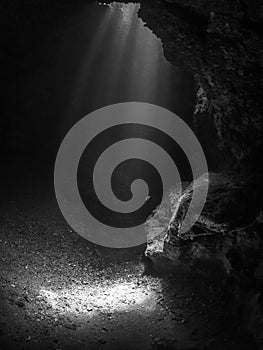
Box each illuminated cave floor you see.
[0,180,256,350]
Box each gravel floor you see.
[0,160,257,350]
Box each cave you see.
[0,1,263,349]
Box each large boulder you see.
[145,172,263,345]
[145,172,262,273]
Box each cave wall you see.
[136,0,263,162]
[124,0,263,345]
[104,0,263,162]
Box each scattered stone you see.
[24,295,31,303]
[15,298,25,307]
[63,322,76,330]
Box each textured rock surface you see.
[146,173,261,271]
[136,0,263,161]
[128,0,263,344]
[146,172,263,345]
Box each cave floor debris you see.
[0,176,256,350]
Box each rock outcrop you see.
[145,172,263,345]
[136,0,263,161]
[125,0,263,345]
[146,173,262,272]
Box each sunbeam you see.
[58,2,176,138]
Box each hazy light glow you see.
[39,281,157,316]
[62,2,173,129]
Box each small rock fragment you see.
[15,299,25,307]
[63,322,76,330]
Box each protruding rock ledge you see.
[145,172,263,344]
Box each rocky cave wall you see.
[137,0,263,162]
[108,0,263,345]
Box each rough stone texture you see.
[136,0,263,161]
[146,172,263,345]
[129,0,263,344]
[146,173,262,272]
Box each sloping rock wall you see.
[136,0,263,161]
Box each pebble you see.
[15,299,25,307]
[63,322,76,330]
